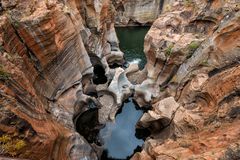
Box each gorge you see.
[0,0,240,160]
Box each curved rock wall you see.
[134,0,240,159]
[113,0,164,26]
[0,0,123,159]
[0,0,239,159]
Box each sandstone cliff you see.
[0,0,239,159]
[133,0,240,159]
[113,0,164,26]
[0,0,123,159]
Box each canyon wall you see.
[0,0,239,159]
[113,0,164,26]
[0,0,124,159]
[133,0,240,159]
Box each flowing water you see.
[76,27,151,159]
[98,27,151,159]
[116,27,150,69]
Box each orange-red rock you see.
[134,0,240,159]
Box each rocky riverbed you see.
[0,0,239,160]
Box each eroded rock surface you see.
[0,0,124,159]
[133,0,240,159]
[113,0,164,26]
[0,0,240,159]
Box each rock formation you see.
[113,0,164,26]
[0,0,124,159]
[0,0,239,159]
[133,0,240,159]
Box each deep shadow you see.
[109,63,123,69]
[135,128,151,140]
[93,64,108,85]
[229,106,240,119]
[75,108,101,144]
[101,145,143,160]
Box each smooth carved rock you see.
[134,0,240,159]
[97,67,133,123]
[125,64,148,85]
[134,78,160,107]
[0,0,124,159]
[108,67,133,105]
[114,0,163,26]
[138,97,179,131]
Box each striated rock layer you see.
[0,0,240,159]
[0,0,125,159]
[133,0,240,159]
[113,0,164,26]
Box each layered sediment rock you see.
[0,0,124,159]
[113,0,164,26]
[1,0,240,159]
[133,0,240,159]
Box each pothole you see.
[116,27,150,70]
[75,27,152,159]
[74,98,150,160]
[93,64,108,85]
[75,108,101,144]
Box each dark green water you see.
[96,27,150,159]
[116,27,150,69]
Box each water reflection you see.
[99,99,144,159]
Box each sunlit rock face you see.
[0,0,123,159]
[0,0,240,159]
[133,0,240,159]
[113,0,164,26]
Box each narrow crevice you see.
[208,62,240,77]
[218,90,240,106]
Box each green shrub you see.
[0,135,11,143]
[201,59,209,66]
[165,44,174,56]
[14,140,26,150]
[189,41,200,50]
[187,41,200,59]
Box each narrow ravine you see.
[1,1,239,159]
[75,26,151,160]
[98,27,150,159]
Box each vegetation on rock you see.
[0,65,10,80]
[165,44,174,56]
[187,41,200,59]
[0,134,27,157]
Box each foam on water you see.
[129,58,141,65]
[116,27,150,69]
